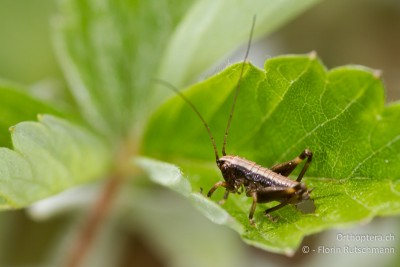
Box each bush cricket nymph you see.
[158,16,314,224]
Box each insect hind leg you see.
[264,200,291,222]
[270,149,313,182]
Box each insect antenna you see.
[153,79,220,162]
[222,15,256,156]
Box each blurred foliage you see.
[0,0,61,84]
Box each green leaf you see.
[0,84,63,147]
[140,54,400,254]
[54,0,195,137]
[0,115,110,209]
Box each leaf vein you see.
[277,80,373,162]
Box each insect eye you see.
[217,160,226,169]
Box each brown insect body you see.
[219,155,298,189]
[210,150,313,224]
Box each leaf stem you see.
[65,173,124,267]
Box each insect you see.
[158,16,314,224]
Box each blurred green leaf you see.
[140,54,400,254]
[0,84,63,147]
[0,115,110,209]
[158,0,321,87]
[54,0,195,138]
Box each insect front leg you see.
[218,190,230,205]
[208,182,230,205]
[270,149,313,182]
[207,181,227,198]
[248,191,257,225]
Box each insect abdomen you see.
[221,155,298,187]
